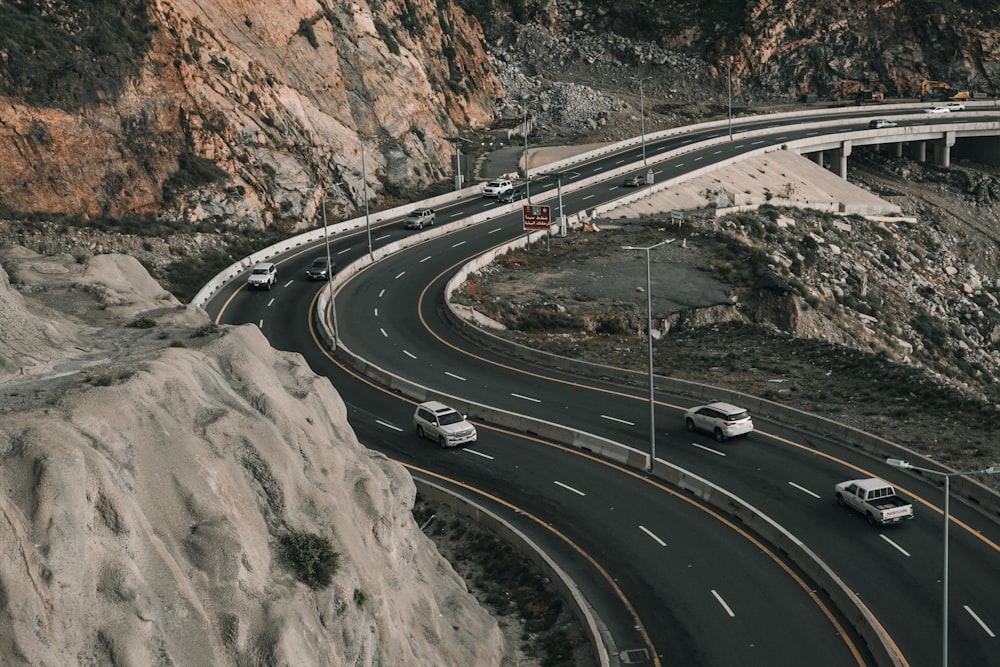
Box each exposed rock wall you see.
[0,249,505,666]
[0,0,502,228]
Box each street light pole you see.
[320,184,343,349]
[727,59,733,141]
[360,137,373,260]
[638,77,649,165]
[622,239,675,471]
[886,459,1000,667]
[522,110,531,203]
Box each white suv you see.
[247,262,277,290]
[482,179,514,198]
[684,402,753,441]
[413,401,477,447]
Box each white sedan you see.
[926,106,951,114]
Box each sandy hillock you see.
[0,248,504,666]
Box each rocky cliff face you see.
[475,0,1000,142]
[0,0,501,228]
[0,248,505,666]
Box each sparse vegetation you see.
[128,317,157,329]
[281,532,339,590]
[0,0,154,109]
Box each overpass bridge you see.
[787,103,1000,177]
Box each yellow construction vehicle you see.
[835,80,886,105]
[920,80,973,101]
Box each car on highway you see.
[246,262,277,290]
[413,401,477,447]
[684,401,753,441]
[622,174,647,187]
[305,256,334,280]
[498,188,526,203]
[944,101,966,111]
[868,119,897,129]
[404,208,436,229]
[926,106,951,114]
[482,178,514,198]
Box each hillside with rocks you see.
[0,0,500,228]
[0,249,507,666]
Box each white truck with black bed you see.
[835,478,914,526]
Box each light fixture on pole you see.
[637,76,651,165]
[521,108,532,203]
[446,136,472,191]
[360,136,373,260]
[321,182,344,348]
[727,58,733,141]
[554,171,579,237]
[886,458,1000,667]
[622,238,675,472]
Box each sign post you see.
[522,204,551,252]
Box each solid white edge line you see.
[554,481,586,496]
[639,525,666,547]
[711,590,735,617]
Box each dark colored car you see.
[305,256,335,280]
[498,188,526,203]
[622,175,647,187]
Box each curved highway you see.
[208,107,1000,666]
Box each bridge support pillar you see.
[811,151,824,167]
[838,140,852,179]
[938,131,956,167]
[894,142,903,158]
[912,141,927,162]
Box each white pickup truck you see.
[835,478,914,526]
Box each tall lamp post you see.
[636,76,650,165]
[320,183,343,348]
[886,458,1000,667]
[360,136,373,260]
[520,108,532,203]
[622,239,675,471]
[446,136,472,190]
[554,171,579,237]
[727,58,734,141]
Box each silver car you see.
[684,402,753,441]
[413,401,477,447]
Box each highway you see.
[207,107,1000,666]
